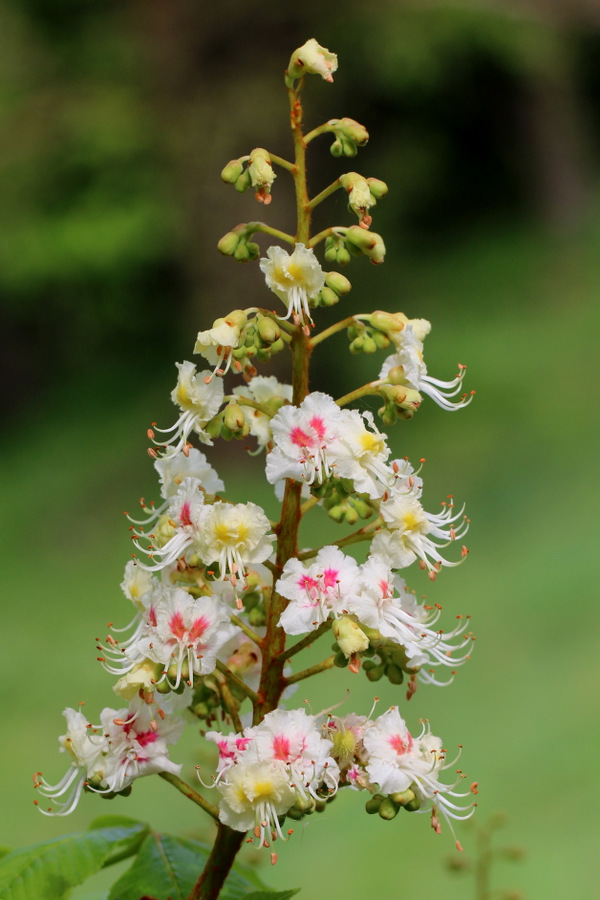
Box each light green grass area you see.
[3,217,599,898]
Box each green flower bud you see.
[220,157,246,184]
[269,337,285,354]
[217,231,240,256]
[234,168,252,193]
[362,336,377,354]
[233,240,250,262]
[333,649,349,668]
[378,797,400,820]
[337,246,351,265]
[386,662,404,685]
[224,402,246,433]
[317,286,340,307]
[372,330,391,350]
[257,316,281,344]
[204,414,223,439]
[246,241,260,260]
[389,788,417,808]
[365,794,384,814]
[330,138,344,158]
[365,663,385,682]
[327,504,345,523]
[366,177,388,199]
[345,226,386,264]
[325,271,352,296]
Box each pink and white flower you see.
[276,545,359,634]
[266,392,343,486]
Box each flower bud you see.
[386,662,404,685]
[378,796,400,820]
[217,231,240,256]
[257,316,281,344]
[317,286,340,308]
[234,168,252,193]
[332,616,369,658]
[220,157,246,184]
[389,788,417,808]
[233,240,250,262]
[366,177,388,199]
[345,226,386,264]
[334,117,369,146]
[286,39,338,85]
[224,402,247,434]
[365,794,384,814]
[113,660,164,701]
[340,172,374,225]
[325,271,352,296]
[248,148,276,204]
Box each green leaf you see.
[0,821,148,900]
[243,892,300,899]
[109,832,270,900]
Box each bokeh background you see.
[2,1,600,897]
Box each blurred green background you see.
[2,1,599,897]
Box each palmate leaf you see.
[0,816,148,900]
[107,831,269,900]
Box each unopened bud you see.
[345,226,386,264]
[317,286,340,307]
[220,158,246,184]
[378,796,400,820]
[366,177,388,199]
[248,148,276,203]
[332,616,369,658]
[217,231,240,256]
[287,39,338,85]
[233,240,250,262]
[257,316,281,344]
[234,169,252,193]
[365,794,384,814]
[325,271,352,296]
[224,402,246,433]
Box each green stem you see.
[299,495,320,516]
[230,614,263,646]
[269,152,295,172]
[336,379,386,407]
[308,225,347,248]
[310,315,357,348]
[159,772,220,822]
[222,395,273,417]
[280,619,332,662]
[284,655,336,686]
[215,660,258,704]
[217,674,244,733]
[245,221,296,245]
[187,824,246,900]
[304,122,335,144]
[308,178,341,211]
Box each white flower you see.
[134,586,239,687]
[34,708,108,816]
[218,760,295,840]
[34,702,184,815]
[98,701,184,794]
[151,362,224,456]
[375,488,469,578]
[194,311,247,377]
[132,477,207,572]
[155,448,224,499]
[233,376,293,448]
[348,554,474,677]
[277,545,359,634]
[335,409,393,498]
[259,244,325,323]
[199,500,274,586]
[379,322,472,411]
[363,707,416,795]
[266,391,342,486]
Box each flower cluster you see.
[37,40,477,886]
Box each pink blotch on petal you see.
[188,616,209,642]
[169,611,187,640]
[389,732,413,756]
[290,426,315,448]
[322,568,339,591]
[309,416,327,442]
[272,734,291,761]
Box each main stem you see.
[190,80,313,899]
